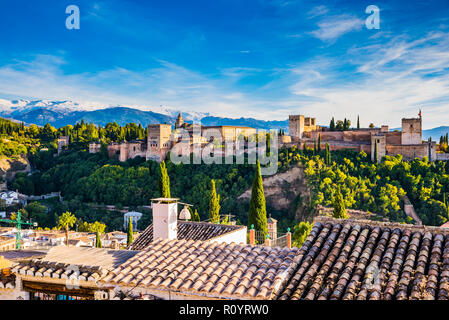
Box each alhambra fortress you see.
[284,114,439,162]
[87,112,442,163]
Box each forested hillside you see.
[279,146,449,226]
[4,117,449,233]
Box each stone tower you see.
[289,115,304,140]
[401,118,422,145]
[267,216,278,240]
[176,113,184,129]
[371,134,386,163]
[146,124,172,162]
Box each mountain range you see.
[0,99,447,140]
[0,99,289,131]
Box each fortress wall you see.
[307,131,344,141]
[107,144,121,158]
[386,143,435,160]
[342,131,372,143]
[385,131,402,145]
[307,130,377,143]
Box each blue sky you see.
[0,0,449,128]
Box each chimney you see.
[151,198,179,241]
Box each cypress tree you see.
[330,117,335,131]
[159,161,171,198]
[95,231,102,248]
[332,187,348,219]
[313,140,317,154]
[374,140,378,163]
[192,209,201,222]
[317,134,322,152]
[325,143,331,165]
[248,160,268,236]
[208,180,221,223]
[127,217,133,247]
[357,115,360,129]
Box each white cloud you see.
[285,32,449,128]
[310,15,364,42]
[1,31,449,128]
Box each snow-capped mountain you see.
[0,99,211,127]
[0,98,291,130]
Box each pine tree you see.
[357,115,360,129]
[127,217,133,247]
[95,231,102,248]
[158,161,171,198]
[332,187,348,219]
[208,180,221,223]
[248,160,268,236]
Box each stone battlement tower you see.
[289,115,317,140]
[401,118,422,145]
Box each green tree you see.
[191,208,201,222]
[330,117,335,131]
[159,161,171,198]
[23,202,50,227]
[57,211,77,246]
[127,216,133,247]
[317,134,322,152]
[248,160,268,236]
[78,221,106,233]
[208,180,221,223]
[332,187,348,219]
[292,221,313,247]
[325,143,331,165]
[357,115,360,129]
[374,140,378,163]
[95,231,102,248]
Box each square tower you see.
[147,124,172,162]
[289,115,304,140]
[371,134,386,163]
[401,118,422,145]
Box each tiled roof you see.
[0,250,46,262]
[12,246,139,282]
[276,217,449,300]
[0,273,15,289]
[130,221,245,250]
[101,238,300,300]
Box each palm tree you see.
[57,212,77,246]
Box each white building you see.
[130,198,247,250]
[123,211,143,231]
[0,191,19,206]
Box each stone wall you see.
[386,142,436,161]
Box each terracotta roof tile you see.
[130,221,245,250]
[276,217,449,300]
[101,238,300,299]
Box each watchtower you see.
[401,118,422,145]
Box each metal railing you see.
[271,234,288,248]
[249,226,292,248]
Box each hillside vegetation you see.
[4,117,449,232]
